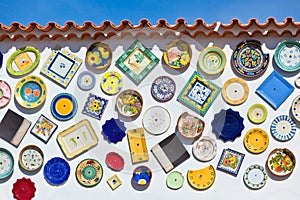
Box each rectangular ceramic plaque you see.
[127,128,149,163]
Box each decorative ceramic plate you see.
[40,48,82,88]
[295,76,300,88]
[266,148,295,177]
[14,75,47,109]
[192,136,217,162]
[44,157,70,185]
[142,106,171,135]
[198,46,226,74]
[291,95,300,122]
[274,40,300,72]
[244,128,269,154]
[163,40,192,69]
[102,118,126,144]
[127,128,149,164]
[116,40,159,84]
[19,145,44,172]
[105,152,125,171]
[12,177,36,200]
[211,108,244,142]
[50,93,77,121]
[166,171,184,190]
[100,71,124,95]
[77,71,96,91]
[256,70,294,110]
[177,71,221,116]
[116,89,143,117]
[132,166,152,190]
[231,40,269,78]
[7,46,40,77]
[187,165,215,190]
[270,115,296,141]
[57,119,98,159]
[151,76,176,102]
[86,42,112,70]
[76,159,103,187]
[222,77,249,105]
[247,103,268,124]
[177,112,205,138]
[0,148,14,179]
[0,80,11,108]
[82,93,108,120]
[107,174,122,190]
[217,148,245,176]
[243,164,267,190]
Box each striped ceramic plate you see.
[270,115,296,141]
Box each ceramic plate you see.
[198,46,226,74]
[12,177,36,200]
[270,115,296,141]
[86,42,112,70]
[105,152,125,171]
[102,118,126,144]
[82,93,108,120]
[19,145,44,172]
[291,95,300,122]
[77,71,96,91]
[247,103,268,124]
[151,76,176,102]
[163,40,192,69]
[132,166,152,189]
[43,157,70,185]
[116,89,143,117]
[243,164,267,190]
[274,40,300,72]
[7,46,40,77]
[14,75,47,109]
[177,112,205,138]
[217,148,245,176]
[76,159,103,187]
[142,106,171,135]
[0,148,14,179]
[244,128,269,154]
[192,136,217,162]
[0,80,11,108]
[222,77,249,105]
[51,93,78,121]
[231,40,269,78]
[166,171,184,190]
[100,71,124,95]
[187,165,215,190]
[256,70,294,110]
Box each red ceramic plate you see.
[105,152,125,171]
[12,177,36,200]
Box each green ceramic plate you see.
[198,46,226,75]
[275,40,300,72]
[248,103,268,124]
[0,148,14,179]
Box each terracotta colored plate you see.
[105,152,125,171]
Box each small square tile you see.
[107,174,122,190]
[31,114,58,143]
[217,148,245,176]
[14,52,33,70]
[82,93,108,120]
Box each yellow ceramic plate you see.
[100,71,124,95]
[222,77,249,105]
[244,128,269,154]
[187,165,215,190]
[14,75,47,109]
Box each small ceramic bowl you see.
[131,166,152,190]
[177,112,205,138]
[19,145,44,172]
[116,89,143,118]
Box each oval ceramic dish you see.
[14,75,47,109]
[7,46,40,77]
[192,136,217,162]
[44,157,70,185]
[105,152,125,171]
[0,148,14,179]
[86,42,112,70]
[151,76,176,102]
[77,71,96,91]
[248,103,268,124]
[243,164,267,190]
[163,40,192,69]
[19,145,44,172]
[291,95,300,122]
[50,93,78,121]
[76,159,103,187]
[198,46,226,74]
[244,128,269,154]
[12,177,36,200]
[177,112,205,138]
[116,89,143,118]
[222,77,249,105]
[100,71,124,95]
[270,115,296,141]
[0,80,12,108]
[166,171,184,190]
[274,40,300,72]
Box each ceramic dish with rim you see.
[0,80,12,108]
[222,77,249,105]
[192,136,217,162]
[270,115,296,141]
[187,165,215,190]
[243,164,267,190]
[166,171,184,190]
[77,71,96,91]
[198,46,226,75]
[7,46,40,77]
[76,158,103,187]
[266,148,295,177]
[151,76,176,102]
[132,166,152,190]
[14,75,47,109]
[0,147,14,179]
[102,118,126,144]
[274,40,300,72]
[43,157,70,185]
[177,112,205,138]
[244,128,269,154]
[105,152,125,171]
[163,40,192,69]
[100,71,124,95]
[19,145,44,172]
[291,95,300,122]
[12,177,36,200]
[50,93,78,121]
[86,42,112,70]
[247,103,268,124]
[116,89,143,118]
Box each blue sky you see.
[0,0,299,25]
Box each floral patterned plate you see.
[217,148,245,176]
[0,80,11,108]
[198,46,226,74]
[116,89,143,117]
[76,159,103,187]
[82,93,108,120]
[151,76,176,102]
[19,145,44,172]
[244,128,269,154]
[177,112,205,138]
[86,42,112,70]
[100,71,124,95]
[30,114,58,143]
[243,164,267,190]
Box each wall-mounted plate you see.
[151,76,176,102]
[270,115,296,141]
[82,93,108,120]
[0,80,12,108]
[50,93,77,121]
[217,148,245,176]
[77,71,96,91]
[222,77,249,105]
[0,148,14,179]
[247,103,268,124]
[43,157,70,185]
[86,42,112,70]
[76,159,103,187]
[244,128,269,154]
[243,164,267,190]
[100,71,123,95]
[127,128,149,164]
[198,46,226,75]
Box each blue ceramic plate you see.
[43,157,70,185]
[270,115,296,141]
[77,71,96,91]
[102,118,126,144]
[151,76,176,102]
[50,93,78,121]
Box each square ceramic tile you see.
[115,40,159,84]
[256,70,294,110]
[107,174,122,190]
[82,93,108,120]
[14,52,33,71]
[217,148,245,176]
[177,71,221,116]
[31,114,58,143]
[40,48,82,88]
